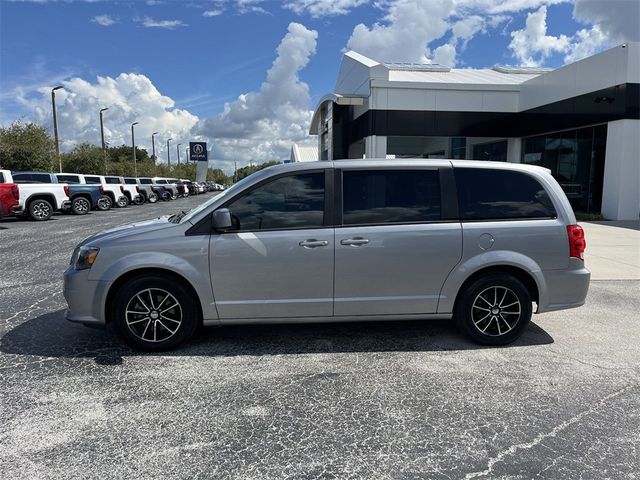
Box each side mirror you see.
[212,208,232,231]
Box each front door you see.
[210,170,334,319]
[334,168,462,316]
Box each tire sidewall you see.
[97,195,112,211]
[112,275,198,351]
[149,193,158,203]
[455,274,532,346]
[72,197,90,215]
[29,199,52,221]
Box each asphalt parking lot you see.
[1,197,639,479]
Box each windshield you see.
[179,169,271,224]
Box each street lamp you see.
[185,146,190,163]
[167,138,172,166]
[131,122,139,177]
[151,132,159,163]
[176,143,182,165]
[51,86,64,173]
[100,108,109,174]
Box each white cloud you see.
[347,0,455,63]
[137,16,187,30]
[564,24,608,63]
[573,0,640,43]
[285,0,368,17]
[17,74,198,162]
[203,9,224,17]
[91,14,117,27]
[508,6,569,66]
[194,22,318,165]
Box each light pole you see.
[167,138,172,166]
[151,132,159,163]
[100,108,109,174]
[176,143,182,165]
[131,122,139,177]
[185,146,189,163]
[51,86,64,173]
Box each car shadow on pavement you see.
[1,309,554,364]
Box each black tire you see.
[454,273,532,346]
[112,274,198,351]
[148,193,158,203]
[71,196,91,215]
[28,198,53,221]
[116,196,129,208]
[96,195,112,211]
[161,191,171,201]
[133,195,144,205]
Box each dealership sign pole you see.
[190,141,208,183]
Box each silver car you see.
[64,160,590,350]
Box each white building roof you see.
[388,68,542,85]
[290,144,319,162]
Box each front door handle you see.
[340,237,369,247]
[299,239,329,248]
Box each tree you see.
[60,143,106,174]
[0,121,55,171]
[235,161,281,181]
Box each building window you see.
[451,137,466,159]
[472,140,508,162]
[522,125,607,213]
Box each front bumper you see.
[63,266,109,325]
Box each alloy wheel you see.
[471,286,521,337]
[125,288,183,343]
[32,201,50,219]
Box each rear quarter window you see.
[105,177,121,184]
[455,168,556,220]
[84,176,101,184]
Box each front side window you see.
[342,169,441,225]
[84,176,101,184]
[455,168,556,220]
[226,172,325,231]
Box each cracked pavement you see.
[1,196,639,479]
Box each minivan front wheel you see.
[454,274,532,346]
[112,275,198,351]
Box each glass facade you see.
[387,136,508,161]
[472,140,508,162]
[522,125,607,213]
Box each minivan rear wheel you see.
[112,274,198,351]
[454,273,532,346]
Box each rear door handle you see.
[340,237,369,247]
[299,239,329,248]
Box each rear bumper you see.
[9,204,23,215]
[61,200,71,211]
[538,260,591,313]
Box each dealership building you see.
[309,43,639,220]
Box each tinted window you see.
[455,168,556,220]
[105,177,121,184]
[0,172,5,183]
[12,173,31,183]
[32,173,52,183]
[85,176,101,184]
[124,178,137,185]
[57,175,80,183]
[155,179,167,184]
[342,169,441,225]
[139,178,152,185]
[227,172,325,231]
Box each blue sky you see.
[0,0,637,171]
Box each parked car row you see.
[0,169,219,221]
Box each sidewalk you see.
[581,220,640,280]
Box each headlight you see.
[73,246,100,270]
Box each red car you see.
[0,172,20,219]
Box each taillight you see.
[567,225,586,260]
[136,185,140,192]
[120,185,125,193]
[99,185,105,194]
[64,185,70,197]
[12,184,19,200]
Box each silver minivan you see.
[64,160,590,350]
